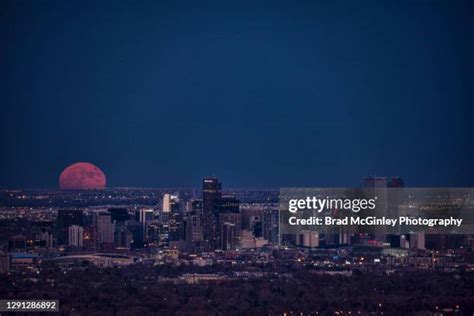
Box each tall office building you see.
[185,200,203,244]
[263,209,279,245]
[217,195,241,250]
[97,212,114,249]
[163,195,183,242]
[387,176,405,242]
[134,209,154,243]
[109,208,131,248]
[202,177,222,250]
[161,195,179,233]
[220,222,236,251]
[171,195,181,214]
[162,194,171,213]
[363,176,388,243]
[127,221,144,249]
[162,194,179,213]
[114,222,131,248]
[55,210,83,245]
[40,231,53,248]
[241,209,264,237]
[68,225,84,248]
[83,226,97,251]
[218,213,241,249]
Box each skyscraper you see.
[185,200,203,244]
[387,176,404,241]
[68,225,84,248]
[55,210,84,245]
[40,231,53,248]
[202,177,222,250]
[127,221,144,249]
[241,208,264,235]
[216,194,241,250]
[162,194,171,213]
[162,194,179,213]
[114,222,131,249]
[263,208,279,245]
[363,176,389,244]
[83,226,98,251]
[220,222,236,251]
[97,212,114,250]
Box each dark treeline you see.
[1,264,473,315]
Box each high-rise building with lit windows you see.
[55,209,83,246]
[68,225,84,247]
[202,177,222,250]
[97,212,114,248]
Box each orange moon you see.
[59,162,106,190]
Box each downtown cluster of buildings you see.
[1,176,473,274]
[2,177,279,258]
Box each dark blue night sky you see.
[1,0,473,188]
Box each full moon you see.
[59,162,107,190]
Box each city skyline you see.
[2,176,474,314]
[2,0,474,314]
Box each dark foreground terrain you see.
[1,264,473,315]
